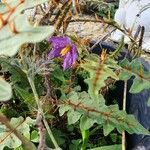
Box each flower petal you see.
[48,36,71,51]
[63,52,73,70]
[48,48,60,59]
[71,44,78,64]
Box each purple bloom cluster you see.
[48,36,78,70]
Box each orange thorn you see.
[140,64,143,80]
[8,21,18,34]
[2,0,12,10]
[19,0,25,3]
[0,14,4,26]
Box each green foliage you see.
[30,130,39,143]
[84,0,117,18]
[69,139,82,150]
[14,86,35,107]
[0,58,28,85]
[0,0,150,149]
[109,37,124,59]
[59,91,150,135]
[46,128,66,148]
[119,58,150,93]
[0,78,12,101]
[80,54,119,100]
[0,116,35,150]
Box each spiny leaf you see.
[0,14,54,56]
[59,91,150,135]
[0,116,35,150]
[110,36,124,59]
[0,78,12,101]
[81,54,119,100]
[0,0,48,18]
[119,58,150,93]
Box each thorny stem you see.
[68,18,139,45]
[90,29,115,51]
[27,76,60,149]
[122,81,127,150]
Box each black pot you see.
[91,41,150,150]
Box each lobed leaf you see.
[59,91,150,136]
[0,14,54,57]
[0,0,48,18]
[81,54,119,100]
[119,58,150,93]
[0,116,35,150]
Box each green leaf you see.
[14,86,35,106]
[0,78,12,101]
[52,67,66,83]
[88,144,121,150]
[103,123,115,136]
[81,54,119,100]
[130,78,150,93]
[46,128,65,148]
[30,130,39,143]
[0,58,28,85]
[59,91,150,136]
[68,110,81,125]
[80,115,95,130]
[0,14,54,56]
[119,58,150,93]
[59,105,71,116]
[0,0,48,19]
[0,116,35,150]
[15,146,24,150]
[69,139,82,150]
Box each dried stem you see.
[55,1,72,31]
[36,112,47,150]
[90,29,115,51]
[67,18,139,45]
[122,81,127,150]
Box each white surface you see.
[111,0,150,52]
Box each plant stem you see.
[81,130,89,150]
[122,81,127,150]
[27,76,60,149]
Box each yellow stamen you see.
[60,45,71,56]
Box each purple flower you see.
[48,36,78,70]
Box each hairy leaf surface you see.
[59,91,150,135]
